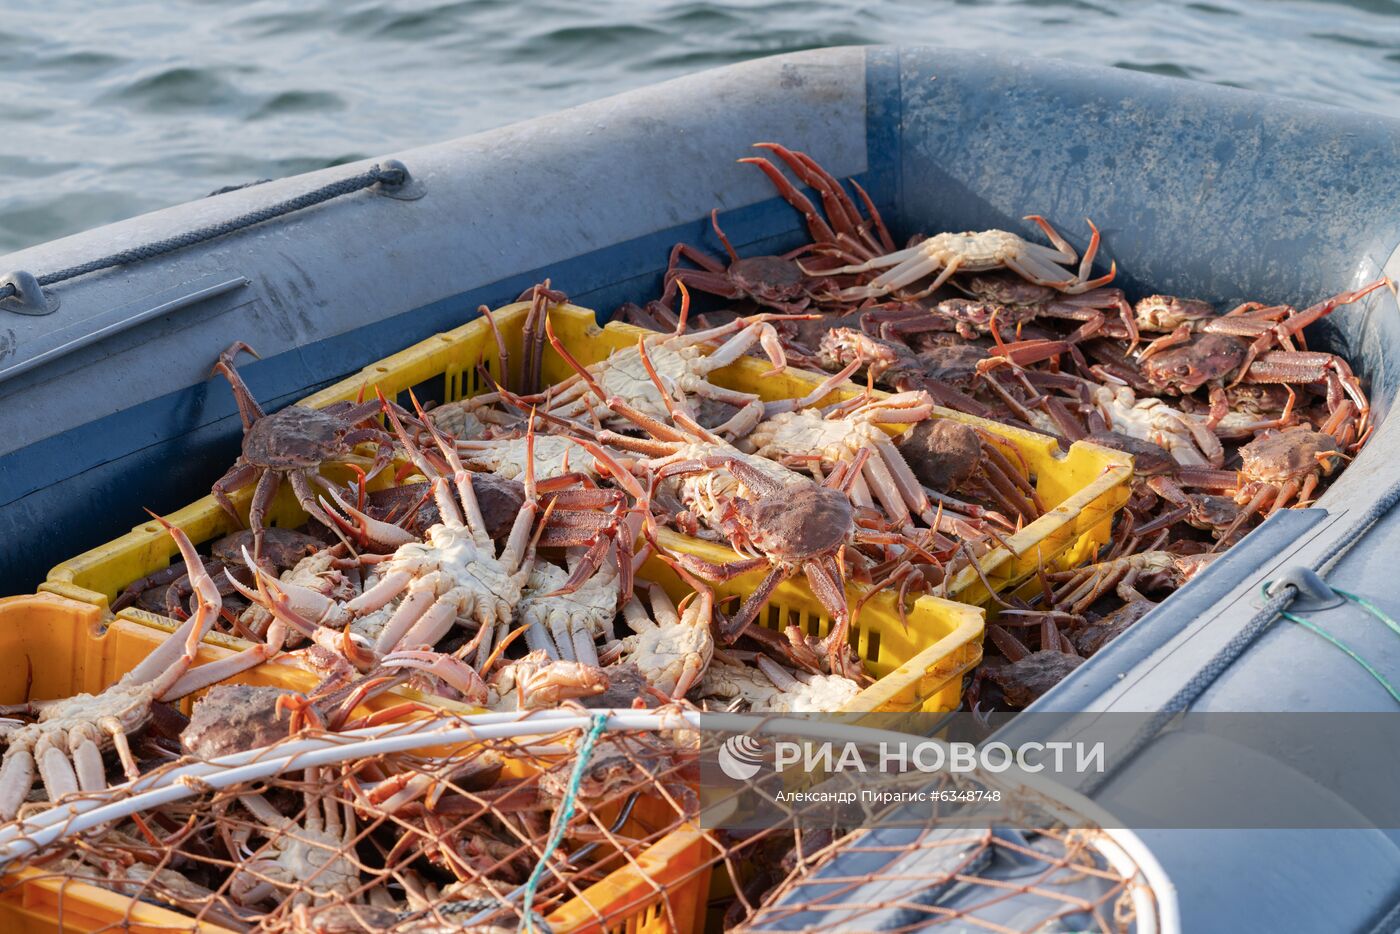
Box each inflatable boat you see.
[2,46,1398,931]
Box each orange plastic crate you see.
[0,594,711,934]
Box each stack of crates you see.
[21,301,1132,932]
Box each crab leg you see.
[874,250,962,297]
[525,618,559,659]
[372,582,438,655]
[0,748,35,820]
[396,591,469,660]
[755,654,804,692]
[847,176,896,252]
[246,470,282,554]
[68,725,108,793]
[720,563,795,643]
[860,454,915,529]
[101,717,142,782]
[128,522,225,692]
[1231,280,1387,383]
[761,360,861,416]
[344,570,414,614]
[804,556,850,628]
[34,736,79,807]
[320,490,417,550]
[755,143,867,246]
[212,342,268,429]
[740,155,838,245]
[162,619,289,700]
[380,650,488,700]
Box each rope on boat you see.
[1081,474,1400,796]
[0,162,408,302]
[521,712,608,933]
[1277,589,1400,705]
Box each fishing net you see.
[733,823,1161,932]
[680,716,1171,933]
[0,713,707,933]
[0,710,1172,933]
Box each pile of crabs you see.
[0,142,1384,927]
[92,144,1388,725]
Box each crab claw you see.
[572,437,648,500]
[319,489,416,550]
[230,547,339,642]
[381,649,489,703]
[276,693,327,732]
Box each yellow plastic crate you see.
[0,593,712,934]
[44,302,984,715]
[663,324,1134,607]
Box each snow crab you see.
[1162,405,1355,544]
[0,521,284,820]
[972,616,1083,710]
[228,777,359,908]
[1134,282,1387,441]
[659,209,833,314]
[603,562,716,699]
[1089,383,1224,468]
[211,342,396,556]
[745,387,997,541]
[1135,281,1387,373]
[526,299,796,438]
[811,216,1116,302]
[895,417,1042,525]
[232,409,547,674]
[1131,475,1245,542]
[954,272,1138,347]
[699,657,860,714]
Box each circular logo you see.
[718,734,765,781]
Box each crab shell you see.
[730,484,853,564]
[1238,427,1341,484]
[1134,294,1216,331]
[728,255,809,302]
[896,418,981,490]
[462,434,596,481]
[920,229,1033,269]
[241,405,359,469]
[987,652,1084,708]
[181,684,297,758]
[1140,332,1246,394]
[747,409,889,465]
[518,560,619,647]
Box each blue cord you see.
[1266,583,1400,705]
[521,713,609,932]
